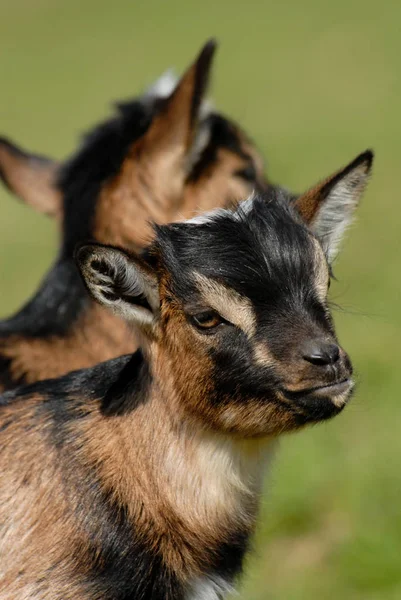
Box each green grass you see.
[1,1,400,597]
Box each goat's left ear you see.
[294,150,373,262]
[76,244,159,330]
[0,137,61,217]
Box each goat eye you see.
[235,163,257,182]
[190,311,223,331]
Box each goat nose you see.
[302,340,340,366]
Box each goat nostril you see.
[302,342,340,366]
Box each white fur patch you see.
[187,575,235,600]
[145,69,178,99]
[233,192,257,218]
[187,207,231,225]
[187,192,256,225]
[162,428,273,543]
[332,379,354,408]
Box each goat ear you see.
[0,137,61,217]
[76,244,159,329]
[294,150,373,262]
[141,39,216,161]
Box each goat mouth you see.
[302,379,353,398]
[280,379,354,422]
[282,378,352,397]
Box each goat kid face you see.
[77,151,373,437]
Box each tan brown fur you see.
[93,51,211,249]
[253,341,275,367]
[93,134,266,250]
[0,398,88,598]
[193,273,256,337]
[0,304,132,389]
[79,389,270,576]
[0,383,270,597]
[182,146,266,216]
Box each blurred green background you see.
[1,1,400,598]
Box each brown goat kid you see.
[0,151,373,599]
[0,41,267,390]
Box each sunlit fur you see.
[0,42,268,391]
[0,152,372,598]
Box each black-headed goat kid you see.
[0,150,372,599]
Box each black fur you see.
[1,351,149,412]
[0,354,26,389]
[0,258,88,338]
[101,351,151,416]
[157,191,319,309]
[80,493,184,600]
[0,354,130,406]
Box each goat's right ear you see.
[0,137,61,217]
[76,244,159,329]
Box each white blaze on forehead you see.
[193,273,256,336]
[186,207,231,225]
